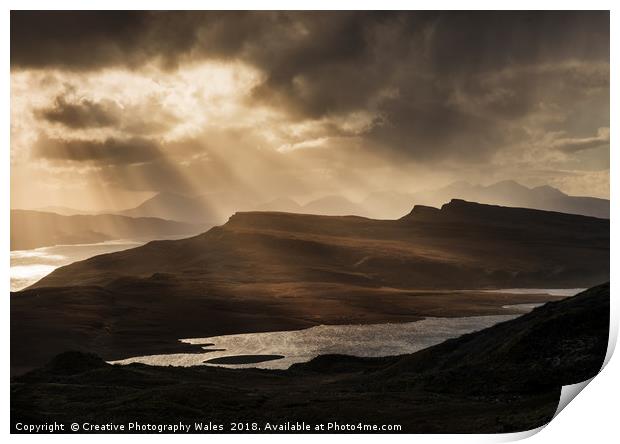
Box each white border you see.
[3,2,616,443]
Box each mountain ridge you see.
[410,181,609,219]
[10,209,207,250]
[402,198,610,223]
[29,199,610,290]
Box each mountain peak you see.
[485,180,529,192]
[400,204,440,220]
[531,185,566,198]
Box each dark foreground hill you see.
[11,200,609,374]
[10,210,205,250]
[11,284,609,433]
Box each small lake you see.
[482,288,585,296]
[106,317,517,370]
[10,240,145,291]
[112,288,583,370]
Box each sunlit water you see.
[10,240,144,291]
[483,288,585,296]
[107,317,511,370]
[112,288,584,370]
[494,289,585,313]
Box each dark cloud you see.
[36,92,178,135]
[10,11,253,71]
[11,11,159,70]
[12,11,610,163]
[34,135,163,165]
[367,94,501,161]
[38,95,121,129]
[11,11,608,102]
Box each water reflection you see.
[10,240,143,291]
[112,314,520,370]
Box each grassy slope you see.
[30,200,609,290]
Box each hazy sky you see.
[10,11,610,211]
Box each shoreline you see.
[11,284,609,434]
[10,286,576,375]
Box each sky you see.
[10,11,610,212]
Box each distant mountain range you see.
[10,210,206,250]
[27,180,609,223]
[255,181,609,219]
[257,195,367,216]
[13,200,608,372]
[408,180,610,219]
[34,205,97,216]
[118,192,371,223]
[116,192,221,224]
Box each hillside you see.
[363,181,609,219]
[11,284,609,433]
[11,200,609,373]
[412,180,610,219]
[10,210,206,250]
[32,199,609,290]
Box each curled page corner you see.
[497,376,597,443]
[548,295,618,423]
[553,377,595,419]
[497,425,546,442]
[549,305,619,420]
